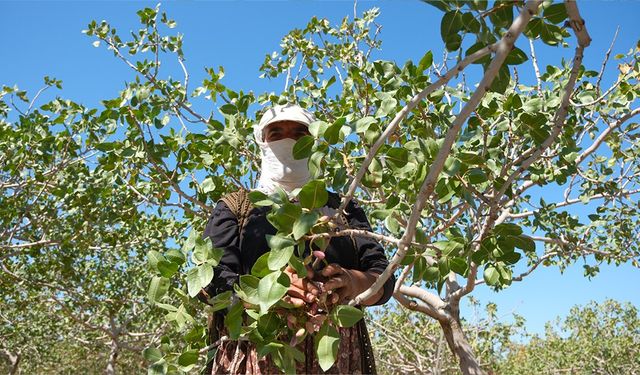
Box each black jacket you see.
[201,192,395,306]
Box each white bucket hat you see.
[253,104,316,144]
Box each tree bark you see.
[439,313,485,375]
[1,349,21,375]
[105,339,119,375]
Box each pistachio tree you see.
[370,299,639,374]
[3,0,639,373]
[496,299,640,374]
[0,82,182,372]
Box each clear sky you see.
[2,0,639,335]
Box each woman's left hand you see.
[320,263,383,306]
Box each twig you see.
[596,26,619,92]
[528,38,542,95]
[575,108,640,165]
[508,188,640,219]
[393,263,415,293]
[26,84,53,114]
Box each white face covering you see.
[256,137,310,194]
[253,104,315,195]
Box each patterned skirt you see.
[206,314,377,375]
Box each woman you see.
[199,104,395,374]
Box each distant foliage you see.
[370,299,640,375]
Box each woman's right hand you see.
[283,265,319,307]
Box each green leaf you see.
[148,276,170,303]
[268,202,302,234]
[309,150,324,179]
[462,11,481,33]
[157,260,180,278]
[309,120,329,138]
[266,234,296,250]
[147,250,164,272]
[192,237,213,265]
[257,311,283,338]
[501,251,522,265]
[521,112,550,144]
[488,63,510,94]
[418,51,434,72]
[505,47,528,65]
[423,266,440,282]
[182,230,199,252]
[292,211,319,240]
[510,234,536,253]
[315,323,340,371]
[525,17,543,39]
[324,122,342,144]
[386,147,408,171]
[522,98,544,112]
[225,302,244,340]
[458,152,485,165]
[177,350,199,366]
[467,168,488,185]
[198,264,213,288]
[236,275,260,305]
[148,359,167,375]
[298,180,328,209]
[483,265,500,286]
[288,256,307,278]
[257,271,290,312]
[293,135,314,160]
[268,245,295,271]
[449,257,468,276]
[248,190,274,207]
[490,1,513,28]
[376,98,397,118]
[164,249,186,265]
[251,252,272,278]
[440,10,463,42]
[543,3,568,24]
[354,116,377,133]
[219,103,237,115]
[444,33,462,52]
[209,290,233,312]
[494,223,523,236]
[143,347,163,363]
[186,268,203,298]
[362,157,383,188]
[330,305,364,328]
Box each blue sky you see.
[2,0,639,335]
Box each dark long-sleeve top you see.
[200,191,395,306]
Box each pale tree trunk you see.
[105,339,119,375]
[439,317,484,375]
[1,349,21,375]
[437,301,485,375]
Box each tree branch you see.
[595,26,619,92]
[564,0,592,48]
[348,0,543,307]
[394,285,447,321]
[338,40,501,214]
[575,107,640,165]
[127,107,211,214]
[508,188,640,219]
